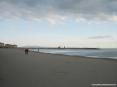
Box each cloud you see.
[1,0,117,22]
[88,35,113,39]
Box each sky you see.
[0,0,117,48]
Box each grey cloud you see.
[0,0,117,21]
[88,35,113,39]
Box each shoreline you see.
[30,50,117,61]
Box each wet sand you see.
[0,48,117,87]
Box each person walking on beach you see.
[25,49,29,55]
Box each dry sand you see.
[0,48,117,87]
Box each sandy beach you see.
[0,48,117,87]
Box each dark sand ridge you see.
[0,48,117,87]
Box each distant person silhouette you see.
[38,48,39,52]
[25,49,29,55]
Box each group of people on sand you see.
[24,48,39,55]
[24,49,29,54]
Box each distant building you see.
[5,44,17,48]
[0,42,4,48]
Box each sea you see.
[30,48,117,59]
